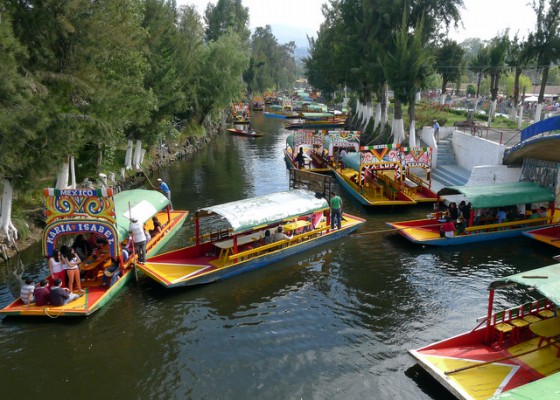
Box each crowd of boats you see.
[4,96,560,399]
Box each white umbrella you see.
[523,96,538,102]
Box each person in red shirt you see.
[34,279,51,306]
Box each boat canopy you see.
[196,189,328,233]
[438,182,555,208]
[114,189,170,242]
[341,152,361,171]
[490,263,560,307]
[324,134,360,156]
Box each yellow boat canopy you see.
[196,189,328,233]
[490,263,560,307]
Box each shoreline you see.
[1,121,222,263]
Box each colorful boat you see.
[410,262,560,400]
[285,117,346,130]
[386,182,557,246]
[522,224,560,249]
[136,189,365,288]
[284,130,330,172]
[0,188,188,317]
[232,102,250,124]
[333,145,430,206]
[321,131,361,170]
[227,128,263,137]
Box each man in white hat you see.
[156,178,173,210]
[129,216,146,262]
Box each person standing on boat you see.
[129,217,147,262]
[330,192,343,229]
[61,246,84,293]
[295,147,305,169]
[157,178,173,210]
[48,248,66,287]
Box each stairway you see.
[432,139,470,188]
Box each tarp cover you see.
[114,189,170,242]
[437,182,555,208]
[490,263,560,307]
[197,189,328,233]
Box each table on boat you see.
[214,232,263,259]
[80,247,111,278]
[530,315,560,353]
[283,220,311,234]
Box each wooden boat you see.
[332,145,425,206]
[285,117,345,130]
[522,224,560,249]
[136,189,365,288]
[0,188,188,317]
[232,102,250,124]
[386,182,557,246]
[284,130,330,172]
[227,128,263,137]
[410,262,560,400]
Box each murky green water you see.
[0,112,556,399]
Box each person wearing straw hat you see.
[156,178,173,210]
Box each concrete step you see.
[432,165,470,187]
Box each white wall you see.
[467,165,522,185]
[452,130,506,171]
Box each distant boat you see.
[227,128,263,137]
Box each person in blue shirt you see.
[157,178,173,210]
[496,208,507,223]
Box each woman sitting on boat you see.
[441,217,456,238]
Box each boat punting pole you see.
[485,288,495,344]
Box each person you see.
[262,229,273,245]
[129,216,147,262]
[50,278,81,306]
[72,234,89,259]
[157,178,173,210]
[441,216,455,238]
[120,241,130,263]
[86,232,107,255]
[62,246,84,293]
[330,192,343,229]
[529,208,540,219]
[150,216,163,236]
[433,119,440,142]
[48,248,66,287]
[294,147,305,169]
[144,229,152,243]
[447,202,459,221]
[20,277,36,305]
[34,279,51,306]
[496,208,507,223]
[539,206,548,218]
[272,226,292,242]
[102,257,121,287]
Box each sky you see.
[180,0,537,47]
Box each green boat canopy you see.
[490,263,560,307]
[114,189,170,243]
[438,182,555,209]
[341,152,361,171]
[197,189,329,233]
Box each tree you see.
[526,0,560,121]
[435,40,465,104]
[485,33,510,125]
[204,0,250,44]
[468,45,489,112]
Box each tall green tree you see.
[435,40,465,102]
[485,33,510,125]
[204,0,250,44]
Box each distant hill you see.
[270,24,314,50]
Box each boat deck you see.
[413,336,560,400]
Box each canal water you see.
[0,112,557,399]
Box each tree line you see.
[0,0,297,190]
[304,0,560,143]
